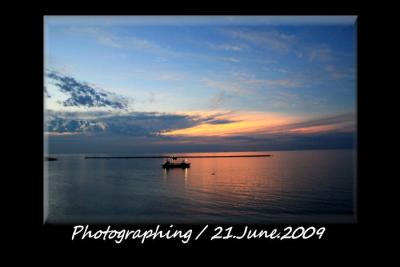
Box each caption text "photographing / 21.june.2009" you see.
[71,225,327,244]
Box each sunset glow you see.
[44,16,356,153]
[162,111,298,137]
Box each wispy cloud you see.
[208,43,247,51]
[265,79,302,88]
[267,91,327,110]
[67,26,171,55]
[67,27,123,48]
[209,91,231,110]
[308,44,333,62]
[201,70,308,109]
[202,77,249,95]
[324,64,355,80]
[221,29,296,53]
[67,26,246,67]
[126,36,161,50]
[220,57,240,63]
[157,71,187,81]
[255,112,355,135]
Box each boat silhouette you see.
[162,156,190,169]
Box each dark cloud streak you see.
[45,110,236,136]
[47,131,355,154]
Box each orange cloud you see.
[162,110,354,137]
[162,110,298,137]
[287,125,339,134]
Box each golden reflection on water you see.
[160,150,354,209]
[194,158,281,202]
[163,167,190,192]
[184,168,188,185]
[162,155,284,205]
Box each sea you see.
[44,149,356,224]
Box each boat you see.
[162,157,190,169]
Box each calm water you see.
[44,150,356,224]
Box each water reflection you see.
[160,151,354,219]
[163,167,190,189]
[47,150,355,223]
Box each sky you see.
[44,16,357,153]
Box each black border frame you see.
[11,2,383,256]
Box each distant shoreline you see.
[85,155,272,159]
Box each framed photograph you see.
[43,16,357,228]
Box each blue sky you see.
[44,16,357,153]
